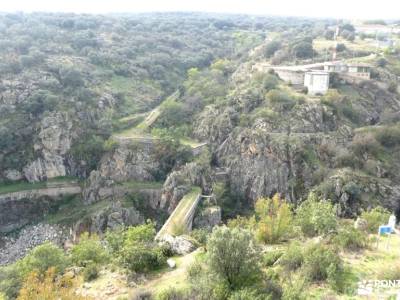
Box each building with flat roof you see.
[304,71,330,95]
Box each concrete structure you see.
[253,59,372,96]
[323,61,371,80]
[304,71,330,95]
[270,68,305,85]
[347,63,371,80]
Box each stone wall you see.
[0,185,81,233]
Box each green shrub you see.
[266,90,295,110]
[351,133,382,157]
[108,223,166,273]
[190,228,209,246]
[263,250,283,267]
[282,277,307,300]
[374,126,400,148]
[279,242,304,271]
[333,225,369,251]
[361,206,391,233]
[83,263,99,282]
[302,243,345,291]
[71,233,108,267]
[295,193,337,237]
[155,287,188,300]
[228,288,261,300]
[207,226,261,290]
[255,194,293,243]
[0,242,68,299]
[377,263,400,280]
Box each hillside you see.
[0,12,400,300]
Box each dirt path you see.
[138,248,201,293]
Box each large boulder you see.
[158,234,196,255]
[24,112,73,182]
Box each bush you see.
[388,81,398,93]
[190,228,209,246]
[295,193,337,237]
[333,225,369,251]
[302,243,344,291]
[374,126,400,148]
[292,42,314,59]
[16,267,89,300]
[376,58,388,67]
[155,287,188,300]
[71,233,108,267]
[282,277,307,300]
[255,194,293,243]
[107,223,167,273]
[263,250,283,267]
[207,226,261,290]
[264,41,282,58]
[279,242,304,271]
[228,288,261,300]
[82,263,99,282]
[266,90,295,109]
[0,240,70,298]
[351,133,382,157]
[361,206,391,233]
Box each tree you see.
[20,242,68,275]
[71,233,109,267]
[292,42,314,59]
[295,192,337,237]
[255,194,293,243]
[264,41,281,58]
[207,226,261,290]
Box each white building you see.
[304,71,330,95]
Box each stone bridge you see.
[155,187,204,240]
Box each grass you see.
[158,187,201,237]
[313,37,376,53]
[0,176,79,195]
[119,180,164,190]
[44,196,110,225]
[0,181,46,195]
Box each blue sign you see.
[378,225,392,235]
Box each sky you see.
[0,0,399,20]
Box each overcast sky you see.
[0,0,399,20]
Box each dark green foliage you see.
[361,206,391,233]
[82,263,99,282]
[0,242,68,299]
[333,225,368,251]
[264,40,282,58]
[207,226,261,290]
[152,137,193,180]
[376,58,388,67]
[190,228,209,246]
[302,243,345,291]
[156,287,189,300]
[336,43,346,52]
[105,223,166,273]
[279,242,304,271]
[292,41,314,59]
[71,233,109,267]
[263,250,283,267]
[388,81,398,93]
[295,193,337,237]
[374,125,400,148]
[69,135,106,173]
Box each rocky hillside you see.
[1,12,400,266]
